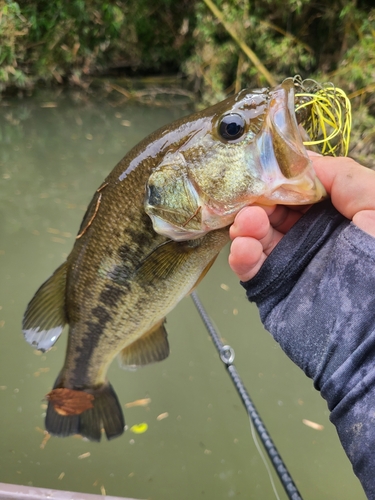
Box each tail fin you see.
[45,382,125,442]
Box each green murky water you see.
[0,91,365,500]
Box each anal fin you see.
[118,319,169,369]
[22,261,68,352]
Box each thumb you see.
[309,154,375,222]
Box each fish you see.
[22,78,326,441]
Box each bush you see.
[0,0,30,91]
[0,0,196,89]
[183,0,375,105]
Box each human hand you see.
[229,154,375,282]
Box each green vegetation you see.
[186,0,374,102]
[0,0,374,164]
[0,0,196,90]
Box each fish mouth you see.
[253,78,326,205]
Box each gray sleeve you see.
[241,200,375,499]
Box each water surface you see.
[0,91,365,500]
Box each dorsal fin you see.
[118,319,169,369]
[22,261,68,352]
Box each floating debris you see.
[34,367,50,377]
[156,412,169,421]
[130,423,148,434]
[40,431,51,449]
[124,398,151,408]
[78,452,91,459]
[47,228,72,238]
[302,418,324,431]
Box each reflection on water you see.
[0,91,365,500]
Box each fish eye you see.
[218,113,246,142]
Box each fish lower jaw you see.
[149,213,207,241]
[258,191,323,205]
[148,206,235,241]
[254,185,325,205]
[251,162,327,205]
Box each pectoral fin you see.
[22,261,68,352]
[118,319,169,369]
[188,255,218,294]
[135,239,197,283]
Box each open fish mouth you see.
[251,77,324,205]
[248,76,351,206]
[145,76,351,241]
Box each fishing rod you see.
[191,291,303,500]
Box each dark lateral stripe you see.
[69,285,127,384]
[91,305,112,327]
[99,283,127,308]
[71,322,107,384]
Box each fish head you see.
[145,78,326,241]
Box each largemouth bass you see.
[22,78,326,441]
